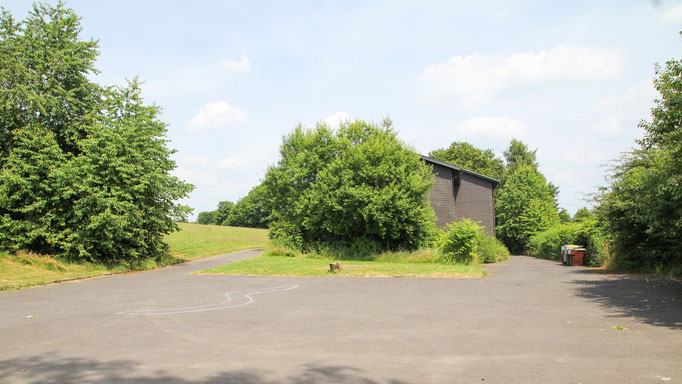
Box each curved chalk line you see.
[116,284,298,316]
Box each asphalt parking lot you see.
[1,250,680,383]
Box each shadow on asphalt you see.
[569,269,682,330]
[0,354,408,384]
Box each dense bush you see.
[527,220,608,267]
[437,219,480,264]
[0,4,192,264]
[263,119,437,253]
[594,48,682,275]
[438,219,510,265]
[476,233,510,263]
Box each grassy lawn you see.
[0,223,269,291]
[0,251,127,291]
[165,222,268,261]
[199,254,487,278]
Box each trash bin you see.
[561,245,586,266]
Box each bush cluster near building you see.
[0,4,192,265]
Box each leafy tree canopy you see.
[596,45,682,273]
[263,118,436,251]
[558,208,572,223]
[503,139,539,175]
[0,3,192,264]
[495,165,559,253]
[428,141,506,181]
[572,207,593,222]
[225,184,272,229]
[196,211,216,225]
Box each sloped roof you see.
[420,155,501,187]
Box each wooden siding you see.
[453,173,496,236]
[428,163,455,227]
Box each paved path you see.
[1,252,680,383]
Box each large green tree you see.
[264,119,436,251]
[0,3,192,263]
[596,50,682,273]
[503,139,539,175]
[428,141,506,181]
[495,165,559,253]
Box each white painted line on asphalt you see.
[115,284,298,315]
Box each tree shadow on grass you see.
[569,269,682,330]
[0,353,408,384]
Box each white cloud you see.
[586,80,655,138]
[592,114,621,136]
[186,101,248,132]
[323,111,349,129]
[220,157,249,170]
[457,116,527,137]
[176,155,212,167]
[662,4,682,23]
[220,55,252,72]
[420,45,622,102]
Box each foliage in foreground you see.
[263,119,437,252]
[594,45,682,275]
[0,3,192,264]
[527,220,609,267]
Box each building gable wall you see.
[428,163,456,227]
[423,157,497,237]
[453,172,496,236]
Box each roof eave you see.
[420,155,501,187]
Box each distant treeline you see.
[197,185,270,229]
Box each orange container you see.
[561,245,586,266]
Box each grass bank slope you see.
[1,223,269,291]
[0,251,125,291]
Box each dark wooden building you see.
[421,156,500,236]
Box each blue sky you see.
[4,0,682,217]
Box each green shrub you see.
[477,234,509,263]
[438,219,480,264]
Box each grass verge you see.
[199,245,486,278]
[0,223,269,291]
[0,251,127,291]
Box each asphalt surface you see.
[1,251,680,383]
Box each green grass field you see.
[199,253,487,278]
[165,223,268,260]
[0,223,269,291]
